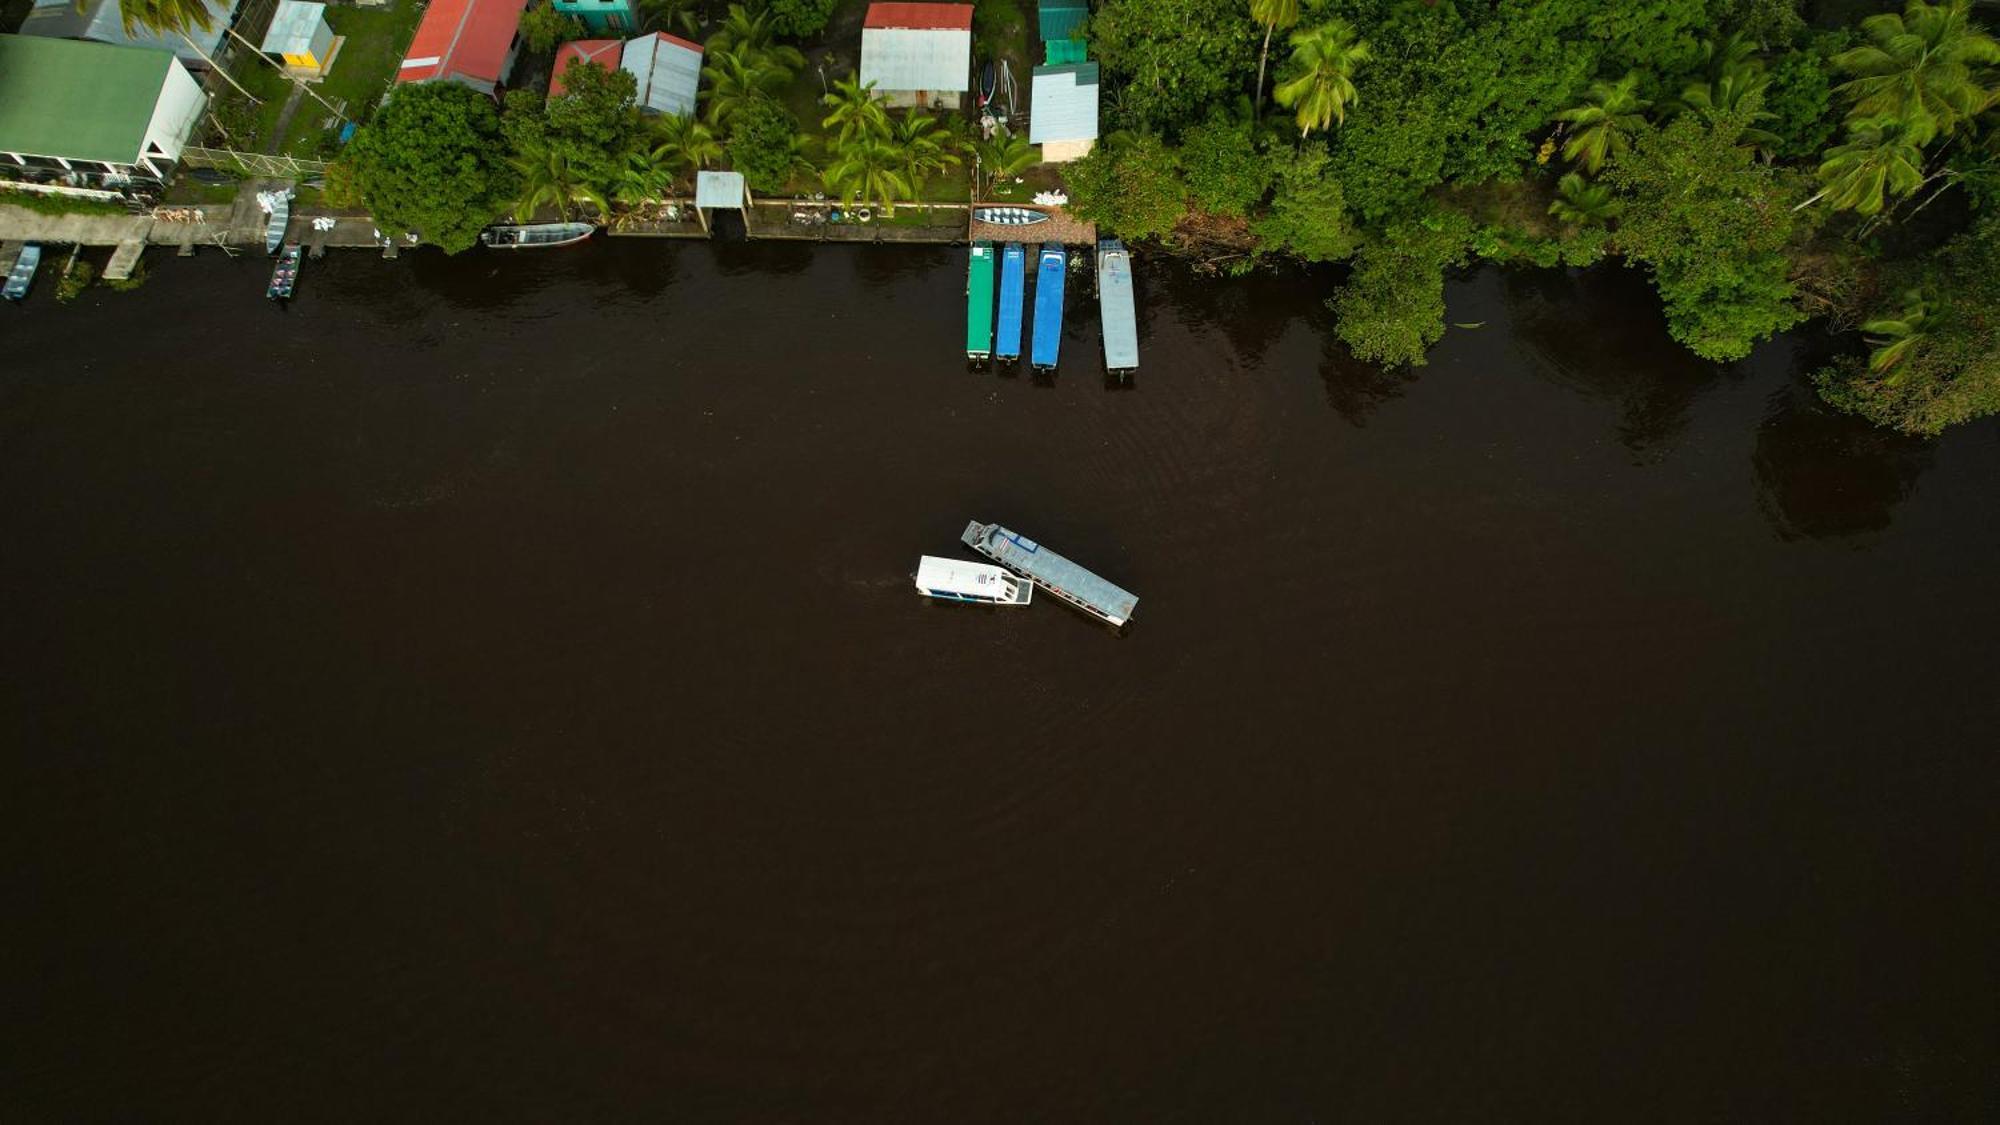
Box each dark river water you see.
[4,242,1996,1121]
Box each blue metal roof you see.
[1030,243,1065,370]
[995,243,1026,360]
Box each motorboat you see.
[914,555,1032,606]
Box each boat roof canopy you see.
[916,556,1016,597]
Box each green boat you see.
[965,241,995,360]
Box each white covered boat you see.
[914,555,1033,606]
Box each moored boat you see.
[995,242,1026,363]
[1030,242,1066,373]
[267,241,301,302]
[480,222,595,249]
[914,555,1033,606]
[4,242,41,302]
[972,206,1049,226]
[962,521,1136,627]
[1097,239,1138,375]
[966,241,995,360]
[264,196,289,255]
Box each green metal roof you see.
[1045,38,1086,65]
[1038,1,1086,43]
[0,36,174,165]
[966,241,995,356]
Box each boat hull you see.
[481,223,595,249]
[3,243,40,301]
[972,207,1049,226]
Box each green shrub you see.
[0,188,130,216]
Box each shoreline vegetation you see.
[55,0,1996,435]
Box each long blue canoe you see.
[995,243,1026,361]
[1030,242,1066,372]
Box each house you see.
[553,0,636,34]
[395,0,530,97]
[550,33,702,116]
[1028,61,1097,162]
[859,2,973,110]
[0,36,207,191]
[260,1,342,79]
[18,0,239,70]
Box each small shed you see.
[1037,0,1087,44]
[692,170,748,234]
[859,2,973,109]
[1029,62,1098,162]
[261,1,340,78]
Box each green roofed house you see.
[0,36,207,194]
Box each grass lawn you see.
[222,0,424,159]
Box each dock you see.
[966,241,995,360]
[962,520,1138,627]
[1097,239,1138,374]
[1030,243,1066,372]
[996,242,1026,362]
[102,239,144,281]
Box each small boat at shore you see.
[267,242,301,302]
[264,196,289,255]
[1098,239,1138,376]
[4,242,41,302]
[915,555,1032,606]
[481,222,595,249]
[972,206,1049,226]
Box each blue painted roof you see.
[996,243,1026,359]
[1030,243,1066,370]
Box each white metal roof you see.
[1029,63,1098,144]
[261,1,329,55]
[621,32,701,117]
[915,556,1021,598]
[859,27,971,92]
[694,170,746,208]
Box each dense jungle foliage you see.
[1070,0,2000,435]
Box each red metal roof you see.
[396,0,530,87]
[549,39,620,96]
[649,31,704,55]
[863,2,973,30]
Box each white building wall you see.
[141,58,207,163]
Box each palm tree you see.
[1804,116,1928,215]
[1547,172,1623,225]
[821,76,890,145]
[1272,20,1370,138]
[1683,64,1781,154]
[1862,291,1929,379]
[972,126,1035,198]
[708,3,777,56]
[653,113,723,180]
[700,46,790,129]
[823,135,912,214]
[895,111,961,206]
[1248,0,1300,123]
[511,141,610,222]
[1555,73,1649,174]
[1833,0,2000,141]
[637,0,698,36]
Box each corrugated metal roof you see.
[860,26,971,91]
[1037,1,1087,43]
[1044,38,1086,66]
[864,2,973,30]
[1029,62,1098,144]
[20,0,233,65]
[0,36,174,165]
[397,0,529,87]
[260,1,329,56]
[695,170,746,208]
[621,32,702,117]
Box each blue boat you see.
[995,242,1026,362]
[1030,242,1066,373]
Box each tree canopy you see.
[346,82,513,254]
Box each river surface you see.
[4,242,1995,1121]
